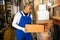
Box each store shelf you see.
[50,4,60,8]
[52,16,60,20]
[52,16,60,26]
[7,8,11,10]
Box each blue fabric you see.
[18,12,31,27]
[16,11,32,40]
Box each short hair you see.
[24,3,32,9]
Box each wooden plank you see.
[50,4,60,8]
[52,16,60,20]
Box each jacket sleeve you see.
[12,12,25,30]
[30,14,33,23]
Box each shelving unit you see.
[50,3,60,26]
[4,1,12,40]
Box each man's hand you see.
[21,28,28,33]
[21,28,25,32]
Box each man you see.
[12,3,32,40]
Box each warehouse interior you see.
[0,0,60,40]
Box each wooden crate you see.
[25,20,53,33]
[25,24,44,33]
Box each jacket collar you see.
[21,11,29,16]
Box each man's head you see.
[24,3,32,13]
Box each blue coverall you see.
[16,12,32,40]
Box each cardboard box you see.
[25,24,44,33]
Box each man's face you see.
[26,5,32,13]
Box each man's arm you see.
[12,12,25,32]
[30,14,33,23]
